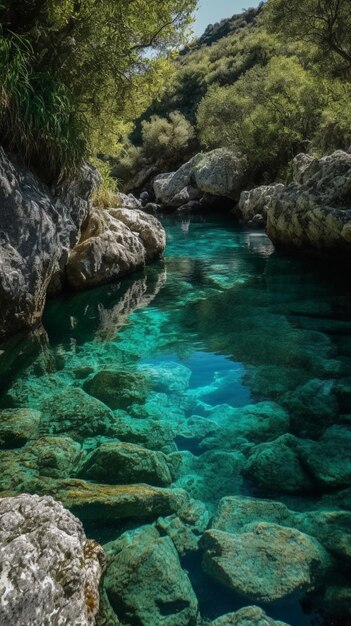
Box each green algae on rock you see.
[211,606,290,626]
[0,408,41,448]
[83,370,149,411]
[103,525,198,626]
[201,524,330,603]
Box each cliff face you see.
[0,149,166,341]
[0,148,99,339]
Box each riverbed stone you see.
[139,361,192,393]
[201,524,330,603]
[0,408,41,448]
[244,434,314,494]
[83,369,149,410]
[0,494,105,625]
[79,441,172,486]
[298,425,351,488]
[28,436,83,478]
[212,606,290,626]
[40,387,116,441]
[104,525,198,626]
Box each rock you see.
[244,434,314,494]
[30,479,189,521]
[0,408,41,448]
[212,606,290,626]
[0,147,98,338]
[266,150,351,251]
[66,207,165,290]
[40,387,116,441]
[201,524,330,603]
[79,441,172,486]
[238,184,284,224]
[29,436,82,478]
[104,525,198,626]
[140,191,150,206]
[153,149,247,208]
[83,369,149,410]
[111,415,176,450]
[0,494,104,625]
[281,378,338,435]
[115,192,141,209]
[212,496,294,534]
[139,361,192,393]
[298,426,351,488]
[156,498,210,555]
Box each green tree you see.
[265,0,351,77]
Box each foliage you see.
[141,111,195,168]
[265,0,351,78]
[197,56,326,177]
[0,0,196,180]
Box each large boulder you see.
[266,150,351,251]
[0,494,104,625]
[104,525,198,626]
[201,524,330,603]
[212,606,290,626]
[0,147,99,339]
[153,149,247,208]
[66,207,165,289]
[0,408,41,448]
[238,184,284,225]
[83,369,149,410]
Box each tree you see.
[0,0,196,180]
[265,0,351,77]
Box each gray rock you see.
[201,524,330,603]
[0,408,41,448]
[212,606,290,626]
[115,192,141,209]
[238,184,284,224]
[153,149,247,207]
[0,147,98,338]
[66,207,165,289]
[0,494,104,625]
[104,525,198,626]
[266,150,351,251]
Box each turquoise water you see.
[1,213,351,625]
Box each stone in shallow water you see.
[0,494,104,625]
[212,606,290,626]
[0,408,41,448]
[28,436,83,478]
[201,524,330,603]
[212,496,294,534]
[83,369,149,411]
[298,425,351,488]
[104,525,198,626]
[245,434,314,494]
[156,498,210,556]
[111,414,176,451]
[79,441,172,486]
[26,478,189,522]
[281,378,339,436]
[139,361,192,393]
[40,387,116,441]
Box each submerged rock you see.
[40,387,116,441]
[298,425,351,488]
[104,525,198,626]
[83,369,149,410]
[66,207,165,290]
[201,524,330,603]
[0,494,104,625]
[0,408,41,448]
[212,606,290,626]
[79,441,172,486]
[244,434,314,494]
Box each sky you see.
[194,0,262,36]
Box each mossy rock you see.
[0,408,41,448]
[83,370,149,410]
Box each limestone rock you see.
[212,496,294,534]
[79,441,172,486]
[238,185,284,224]
[40,387,116,441]
[83,369,149,410]
[29,436,82,478]
[0,494,104,625]
[0,147,98,338]
[266,150,351,251]
[212,606,290,626]
[298,426,351,488]
[244,434,314,494]
[153,149,247,207]
[0,408,41,448]
[201,524,330,603]
[139,361,192,393]
[115,192,141,210]
[66,208,165,290]
[104,525,198,626]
